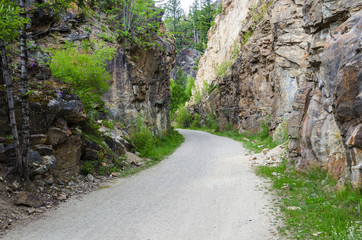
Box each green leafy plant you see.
[174,106,192,128]
[215,60,233,78]
[49,42,116,113]
[0,1,29,44]
[81,161,96,175]
[129,115,154,157]
[206,112,218,132]
[103,0,163,48]
[97,32,117,43]
[257,159,362,239]
[191,113,201,128]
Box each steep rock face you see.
[193,0,361,187]
[105,36,175,135]
[172,48,200,79]
[194,0,256,88]
[289,6,362,188]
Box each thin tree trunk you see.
[1,45,22,178]
[20,0,30,181]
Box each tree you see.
[164,0,184,51]
[104,0,164,48]
[19,0,30,180]
[0,0,29,178]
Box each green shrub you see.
[103,119,115,130]
[81,161,96,175]
[174,106,192,128]
[49,42,116,113]
[130,116,154,156]
[215,60,233,78]
[206,112,218,131]
[191,113,201,128]
[97,32,117,43]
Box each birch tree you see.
[0,1,29,178]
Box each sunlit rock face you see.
[191,0,362,187]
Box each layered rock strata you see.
[193,0,362,187]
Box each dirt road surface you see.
[3,129,278,240]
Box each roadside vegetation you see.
[122,126,184,177]
[257,160,362,239]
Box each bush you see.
[174,106,192,128]
[81,161,96,175]
[206,112,218,131]
[215,60,233,78]
[191,113,201,128]
[129,116,154,156]
[49,42,116,113]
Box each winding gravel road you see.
[3,129,278,240]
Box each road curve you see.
[3,129,278,240]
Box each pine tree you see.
[164,0,184,51]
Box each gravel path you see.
[3,129,278,240]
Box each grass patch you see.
[256,160,362,239]
[121,129,184,177]
[214,129,278,153]
[189,127,278,153]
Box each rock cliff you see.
[193,0,362,187]
[105,36,175,135]
[0,4,175,180]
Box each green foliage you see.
[102,119,115,129]
[81,161,96,174]
[215,60,233,78]
[174,106,192,128]
[206,112,218,131]
[213,117,278,153]
[49,42,116,113]
[121,129,184,177]
[97,32,117,43]
[164,0,184,51]
[185,76,195,99]
[257,159,362,239]
[102,0,163,48]
[129,115,154,157]
[170,70,194,115]
[242,30,254,45]
[191,113,201,128]
[0,1,29,45]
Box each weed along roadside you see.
[257,162,362,239]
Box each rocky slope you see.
[192,0,362,188]
[0,2,175,191]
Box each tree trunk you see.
[20,0,30,180]
[1,45,22,177]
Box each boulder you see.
[46,127,69,145]
[15,192,43,208]
[30,134,47,145]
[58,100,86,123]
[54,136,82,174]
[125,152,145,167]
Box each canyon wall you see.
[0,5,175,178]
[105,36,175,135]
[193,0,362,187]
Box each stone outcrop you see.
[193,0,362,187]
[0,4,175,181]
[172,48,200,79]
[104,35,175,135]
[194,0,256,88]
